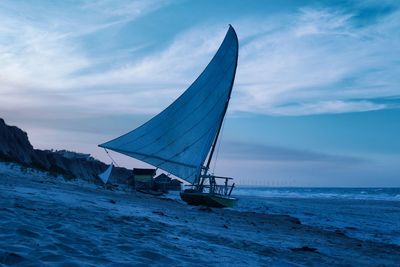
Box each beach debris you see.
[290,246,318,253]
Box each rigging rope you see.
[212,118,226,174]
[104,148,119,167]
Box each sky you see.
[0,0,399,186]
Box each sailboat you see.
[99,25,239,208]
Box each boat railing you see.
[201,174,234,180]
[209,184,234,196]
[194,183,235,196]
[185,174,236,196]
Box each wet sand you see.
[1,163,399,266]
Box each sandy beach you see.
[235,189,400,246]
[1,163,399,266]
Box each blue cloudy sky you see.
[0,0,399,186]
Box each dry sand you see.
[1,163,399,266]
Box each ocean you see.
[233,187,400,246]
[234,187,400,201]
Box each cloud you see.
[213,156,400,187]
[219,141,366,164]
[0,0,176,118]
[232,6,400,115]
[1,1,399,120]
[206,141,400,187]
[267,100,385,116]
[76,4,400,116]
[0,0,170,92]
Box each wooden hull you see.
[180,191,238,208]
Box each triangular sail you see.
[98,164,113,184]
[99,26,238,184]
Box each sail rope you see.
[104,148,119,167]
[212,118,226,174]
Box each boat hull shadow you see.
[180,190,238,208]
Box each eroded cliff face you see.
[0,118,131,184]
[0,118,46,168]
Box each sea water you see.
[235,187,400,201]
[234,187,400,245]
[167,187,400,245]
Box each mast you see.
[204,25,239,173]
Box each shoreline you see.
[1,163,400,266]
[235,194,400,246]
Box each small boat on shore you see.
[99,25,239,208]
[180,187,237,208]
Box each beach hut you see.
[169,178,183,191]
[133,168,156,191]
[154,174,183,192]
[154,173,170,193]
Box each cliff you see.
[0,118,131,184]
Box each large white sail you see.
[99,25,238,184]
